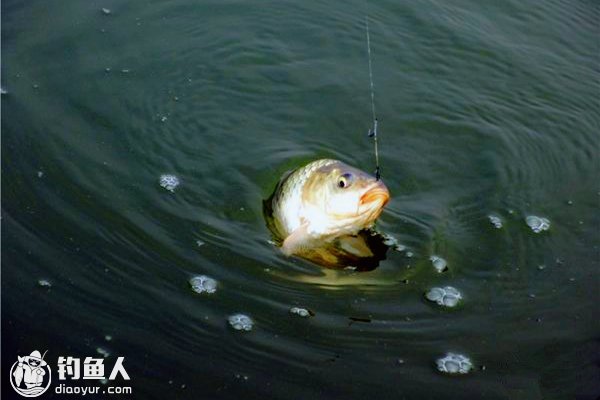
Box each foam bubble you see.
[37,279,52,288]
[96,347,110,358]
[289,307,311,317]
[436,353,473,375]
[189,275,217,294]
[394,244,407,252]
[429,255,448,273]
[425,286,462,307]
[159,174,180,192]
[228,314,253,331]
[381,233,399,247]
[375,232,410,253]
[234,373,249,381]
[488,215,503,229]
[525,215,551,233]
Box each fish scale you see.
[272,160,338,236]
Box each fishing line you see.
[365,14,380,180]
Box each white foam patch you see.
[189,275,217,294]
[159,174,180,192]
[436,353,473,374]
[228,314,253,331]
[525,215,551,233]
[429,255,448,273]
[425,286,462,307]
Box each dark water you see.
[2,1,599,399]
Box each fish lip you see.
[359,182,390,207]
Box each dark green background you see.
[2,1,599,399]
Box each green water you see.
[2,1,599,399]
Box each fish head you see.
[301,161,390,234]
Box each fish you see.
[264,159,390,258]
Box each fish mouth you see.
[359,182,390,207]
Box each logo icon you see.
[10,350,52,397]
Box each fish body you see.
[266,159,390,256]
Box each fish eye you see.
[337,173,353,189]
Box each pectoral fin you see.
[337,235,374,257]
[281,224,310,256]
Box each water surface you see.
[2,1,599,399]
